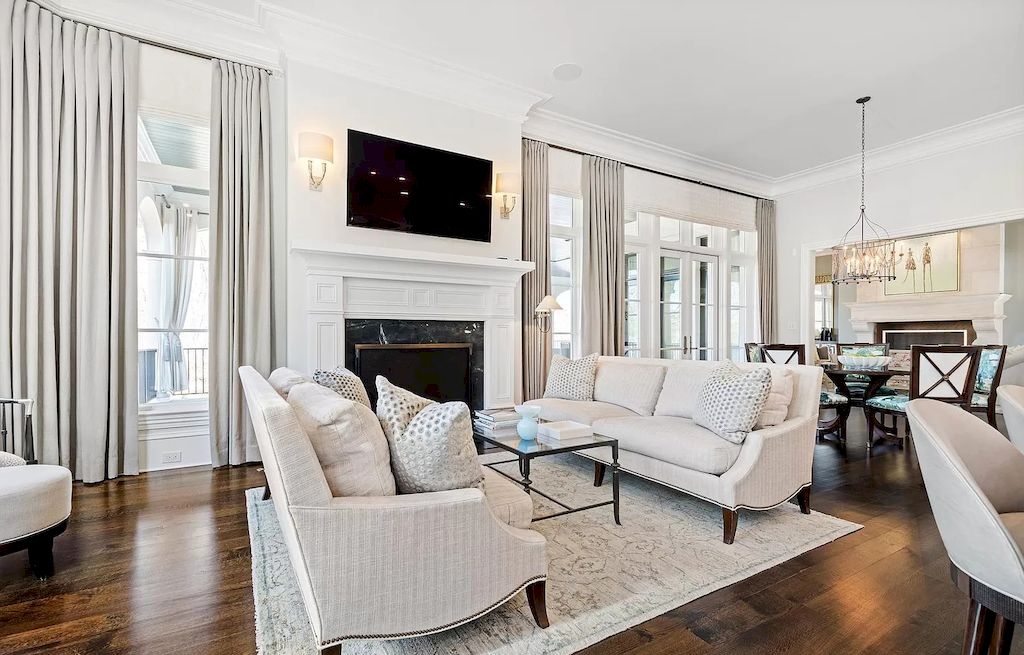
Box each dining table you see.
[821,362,910,447]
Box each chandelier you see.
[831,96,896,284]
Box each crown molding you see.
[523,108,774,198]
[772,105,1024,198]
[259,4,550,123]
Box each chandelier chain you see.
[860,100,866,211]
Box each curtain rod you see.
[544,142,765,202]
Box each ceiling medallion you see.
[831,96,896,285]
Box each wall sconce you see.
[299,132,334,191]
[495,172,520,219]
[534,294,563,334]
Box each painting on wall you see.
[884,230,960,296]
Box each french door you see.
[659,251,719,360]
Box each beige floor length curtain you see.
[0,0,139,482]
[521,139,550,400]
[209,59,273,467]
[581,155,625,356]
[756,198,778,343]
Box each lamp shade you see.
[298,132,334,164]
[535,295,563,312]
[495,171,521,195]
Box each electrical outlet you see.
[161,451,183,464]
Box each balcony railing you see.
[138,346,209,403]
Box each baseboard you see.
[139,434,212,472]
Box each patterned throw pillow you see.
[0,451,26,467]
[694,362,773,444]
[375,376,484,493]
[313,367,371,408]
[543,353,599,401]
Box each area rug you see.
[247,453,861,655]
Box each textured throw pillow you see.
[754,367,794,429]
[287,382,396,497]
[267,367,311,398]
[375,376,484,494]
[313,366,372,408]
[694,362,773,444]
[543,353,599,401]
[0,451,26,467]
[654,364,716,418]
[593,361,666,416]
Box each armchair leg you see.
[321,644,343,655]
[28,535,55,580]
[525,580,550,628]
[262,485,272,501]
[797,487,811,514]
[962,599,996,655]
[593,462,606,487]
[722,508,738,544]
[992,616,1014,655]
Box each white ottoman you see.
[0,465,72,579]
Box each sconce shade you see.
[495,171,521,195]
[535,294,563,313]
[299,132,334,163]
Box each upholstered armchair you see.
[906,399,1024,654]
[999,385,1024,454]
[238,366,548,654]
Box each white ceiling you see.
[274,0,1024,178]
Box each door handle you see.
[683,335,689,355]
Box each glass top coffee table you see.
[475,430,621,525]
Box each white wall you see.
[1004,219,1024,345]
[283,61,526,368]
[776,133,1024,343]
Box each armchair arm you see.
[286,488,546,645]
[720,415,817,509]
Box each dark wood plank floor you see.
[0,409,1019,654]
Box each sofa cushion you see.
[313,366,371,408]
[755,368,794,429]
[654,365,714,419]
[529,398,639,425]
[267,367,311,398]
[693,362,772,444]
[288,382,396,497]
[0,464,72,545]
[544,353,599,401]
[594,361,666,416]
[591,416,742,475]
[482,468,532,529]
[376,377,484,494]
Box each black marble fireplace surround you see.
[344,319,485,409]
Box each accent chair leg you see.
[865,408,875,453]
[262,485,272,501]
[962,599,996,655]
[992,615,1014,655]
[797,487,811,514]
[722,508,738,545]
[593,462,606,487]
[321,644,343,655]
[525,580,550,628]
[27,535,55,580]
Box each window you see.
[690,257,716,360]
[729,265,748,362]
[814,282,834,339]
[137,107,211,409]
[624,252,640,357]
[549,194,580,357]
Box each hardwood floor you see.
[0,409,1020,654]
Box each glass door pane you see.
[689,257,717,360]
[625,252,640,356]
[659,256,683,359]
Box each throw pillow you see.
[694,362,772,444]
[754,367,794,429]
[543,353,599,401]
[313,366,371,408]
[287,382,396,497]
[375,376,484,494]
[653,365,714,419]
[0,451,26,467]
[593,361,666,416]
[267,367,311,398]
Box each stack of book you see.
[473,408,519,437]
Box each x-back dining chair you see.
[758,344,806,365]
[744,342,763,363]
[967,345,1008,428]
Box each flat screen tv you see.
[347,130,493,242]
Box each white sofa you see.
[238,366,549,654]
[528,356,822,544]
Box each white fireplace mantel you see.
[848,293,1011,344]
[290,242,535,408]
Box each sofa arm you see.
[720,415,817,510]
[286,489,547,646]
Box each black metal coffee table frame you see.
[476,432,621,525]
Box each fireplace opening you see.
[354,343,473,409]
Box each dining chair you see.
[906,399,1024,655]
[998,385,1024,454]
[744,342,763,363]
[864,345,981,452]
[758,344,806,365]
[967,345,1008,428]
[836,342,898,402]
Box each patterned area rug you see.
[247,453,860,654]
